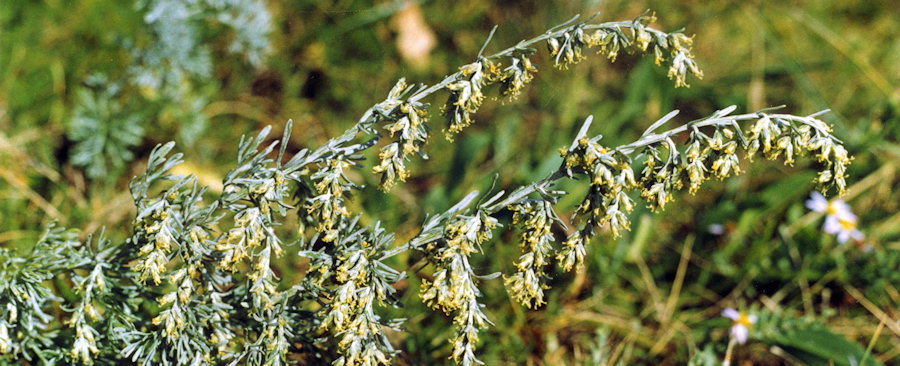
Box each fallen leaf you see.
[391,3,436,70]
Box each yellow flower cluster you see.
[562,136,637,238]
[540,13,702,87]
[216,207,280,271]
[547,109,851,272]
[443,60,491,139]
[420,213,497,366]
[373,101,429,190]
[68,264,106,363]
[505,201,558,307]
[133,204,178,285]
[747,115,851,195]
[306,158,353,242]
[318,223,401,366]
[497,54,537,99]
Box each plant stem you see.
[723,338,736,366]
[394,106,833,257]
[313,17,678,164]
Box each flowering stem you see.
[392,105,840,260]
[486,107,835,213]
[482,172,565,213]
[308,16,687,166]
[617,108,834,155]
[405,19,669,106]
[486,107,833,214]
[723,337,736,366]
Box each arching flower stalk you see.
[549,107,849,269]
[365,13,702,189]
[395,106,849,362]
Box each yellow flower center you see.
[735,312,752,328]
[825,201,837,215]
[839,218,857,230]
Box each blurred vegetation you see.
[1,0,897,364]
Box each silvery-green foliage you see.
[134,0,271,93]
[68,87,144,179]
[68,0,273,179]
[134,0,213,94]
[1,12,852,366]
[0,224,86,363]
[205,0,272,67]
[133,0,272,94]
[313,218,404,366]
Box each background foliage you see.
[1,0,897,364]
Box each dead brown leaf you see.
[391,3,437,70]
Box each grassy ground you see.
[1,0,897,364]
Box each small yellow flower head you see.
[547,37,560,56]
[0,323,10,354]
[444,60,490,139]
[498,55,537,99]
[556,233,586,272]
[6,303,17,324]
[635,28,652,51]
[505,201,557,308]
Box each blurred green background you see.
[1,0,897,364]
